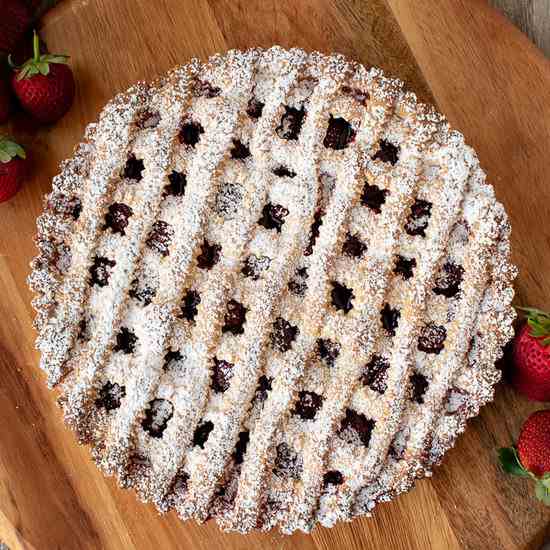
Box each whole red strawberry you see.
[0,79,14,124]
[0,0,31,53]
[0,136,28,202]
[10,31,75,124]
[512,308,550,401]
[499,410,550,505]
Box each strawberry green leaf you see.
[38,62,50,76]
[516,306,550,346]
[535,480,550,505]
[0,138,26,163]
[498,447,530,477]
[45,55,69,65]
[542,473,550,489]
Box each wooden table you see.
[1,1,550,549]
[490,0,550,57]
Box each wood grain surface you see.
[1,1,550,549]
[490,0,550,57]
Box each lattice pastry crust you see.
[29,47,517,534]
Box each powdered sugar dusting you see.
[29,46,516,534]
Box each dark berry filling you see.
[197,240,221,269]
[193,79,221,98]
[409,372,429,403]
[381,303,400,336]
[272,165,296,178]
[274,442,302,479]
[339,408,375,447]
[180,289,201,322]
[342,233,366,258]
[331,281,355,314]
[95,381,125,411]
[222,299,247,335]
[258,203,289,232]
[405,199,432,237]
[163,350,184,373]
[193,420,214,448]
[129,278,156,306]
[122,154,145,181]
[418,323,446,354]
[171,471,189,494]
[50,194,82,220]
[179,120,204,146]
[288,267,308,296]
[146,220,174,256]
[233,431,249,465]
[341,85,370,105]
[254,375,273,403]
[104,202,133,235]
[292,390,323,420]
[78,318,91,342]
[305,209,324,256]
[271,317,299,352]
[394,255,417,280]
[230,139,251,160]
[323,116,356,150]
[242,254,271,280]
[361,183,388,213]
[323,470,344,487]
[142,398,174,438]
[164,171,187,197]
[372,139,400,165]
[433,261,464,298]
[113,327,138,354]
[362,355,390,393]
[211,358,234,393]
[71,200,82,220]
[246,97,264,119]
[317,338,340,367]
[276,105,305,140]
[136,110,161,129]
[215,183,243,218]
[89,256,115,287]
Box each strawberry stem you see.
[33,30,40,63]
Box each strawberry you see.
[499,410,550,505]
[0,79,14,124]
[512,308,550,402]
[10,31,75,124]
[0,136,28,202]
[0,0,32,53]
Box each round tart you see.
[29,46,516,534]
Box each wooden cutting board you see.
[1,1,549,549]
